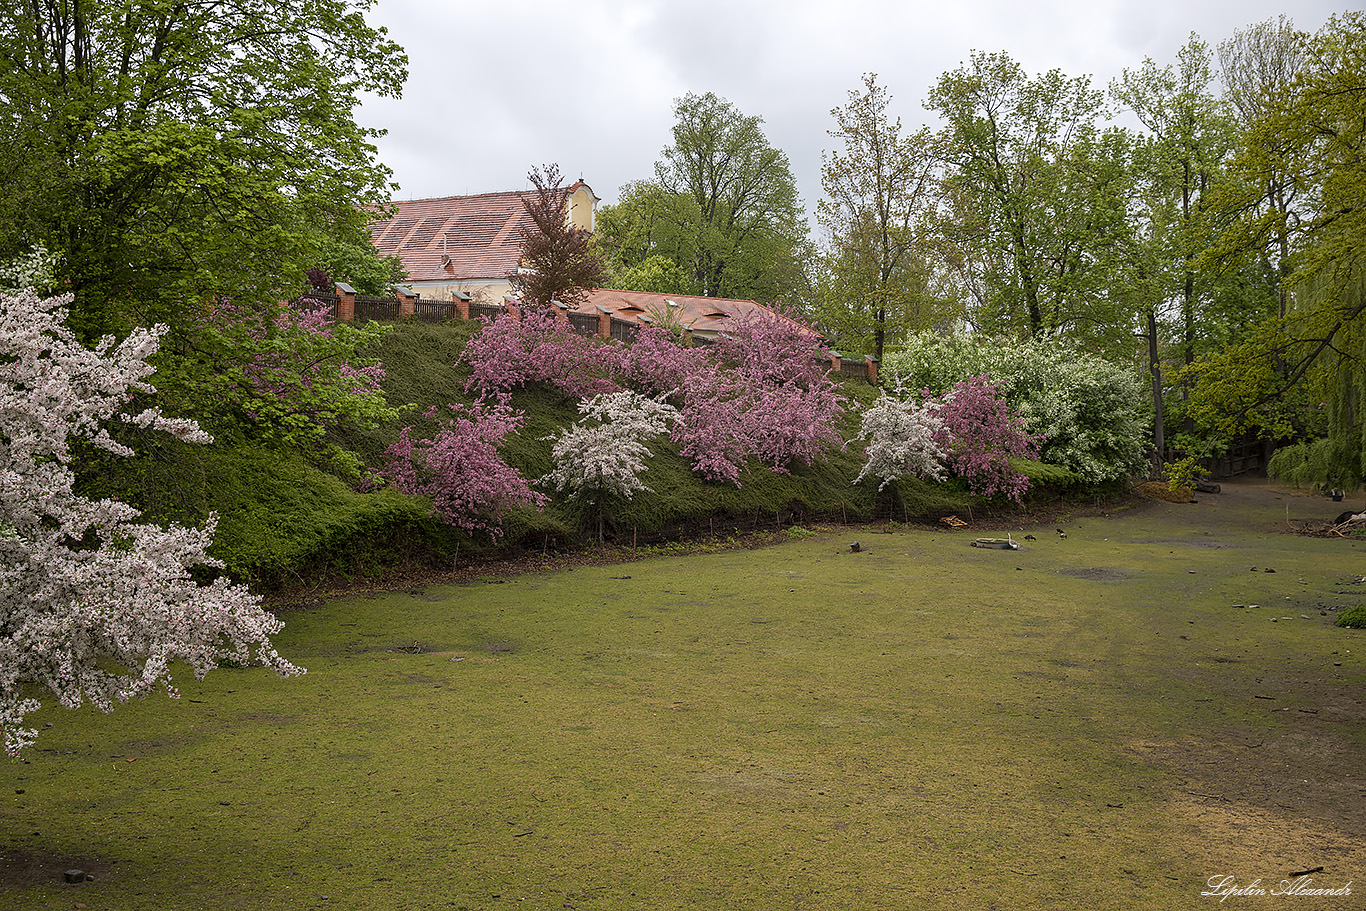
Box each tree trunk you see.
[1147,308,1165,477]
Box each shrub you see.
[1336,605,1366,629]
[933,376,1038,501]
[541,392,681,503]
[376,400,546,537]
[884,334,1146,485]
[855,378,1037,502]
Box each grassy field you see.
[3,480,1363,909]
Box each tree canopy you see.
[1188,11,1366,486]
[0,0,407,339]
[926,52,1131,344]
[816,74,947,360]
[597,93,809,304]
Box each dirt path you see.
[1122,478,1365,894]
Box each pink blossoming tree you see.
[932,376,1038,501]
[673,314,846,484]
[0,290,301,756]
[463,306,624,400]
[375,400,547,537]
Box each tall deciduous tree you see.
[1218,15,1310,320]
[596,180,702,296]
[1112,36,1242,375]
[0,0,407,340]
[509,164,607,308]
[599,93,809,304]
[1190,12,1366,485]
[816,74,946,360]
[927,52,1130,344]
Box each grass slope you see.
[105,320,1060,588]
[4,481,1362,909]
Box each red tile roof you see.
[574,289,819,339]
[370,191,543,283]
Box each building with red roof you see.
[369,184,817,342]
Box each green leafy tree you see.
[596,180,701,291]
[815,74,950,360]
[1112,37,1245,374]
[600,93,810,304]
[0,0,407,341]
[927,52,1131,344]
[610,254,699,296]
[1218,15,1311,320]
[1191,12,1366,487]
[313,234,407,297]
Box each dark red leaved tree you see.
[509,163,606,308]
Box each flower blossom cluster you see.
[375,400,547,536]
[672,315,847,485]
[854,376,1039,501]
[854,395,947,489]
[540,392,681,503]
[0,290,301,756]
[463,306,623,400]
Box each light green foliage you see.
[600,94,811,304]
[927,52,1132,344]
[316,232,408,296]
[0,0,407,340]
[1189,13,1366,484]
[154,301,399,470]
[1113,35,1241,366]
[884,333,1147,484]
[597,181,702,292]
[1267,439,1348,490]
[609,253,699,296]
[815,74,950,359]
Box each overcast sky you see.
[357,1,1351,232]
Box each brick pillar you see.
[453,292,470,321]
[335,281,356,323]
[552,300,570,326]
[829,352,841,373]
[596,305,611,338]
[397,287,415,319]
[503,297,520,321]
[864,355,879,385]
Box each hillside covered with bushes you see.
[70,307,1144,591]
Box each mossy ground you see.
[3,480,1363,909]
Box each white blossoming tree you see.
[541,392,680,540]
[853,393,947,490]
[0,245,60,295]
[0,289,301,756]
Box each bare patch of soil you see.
[0,847,116,889]
[1057,566,1130,581]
